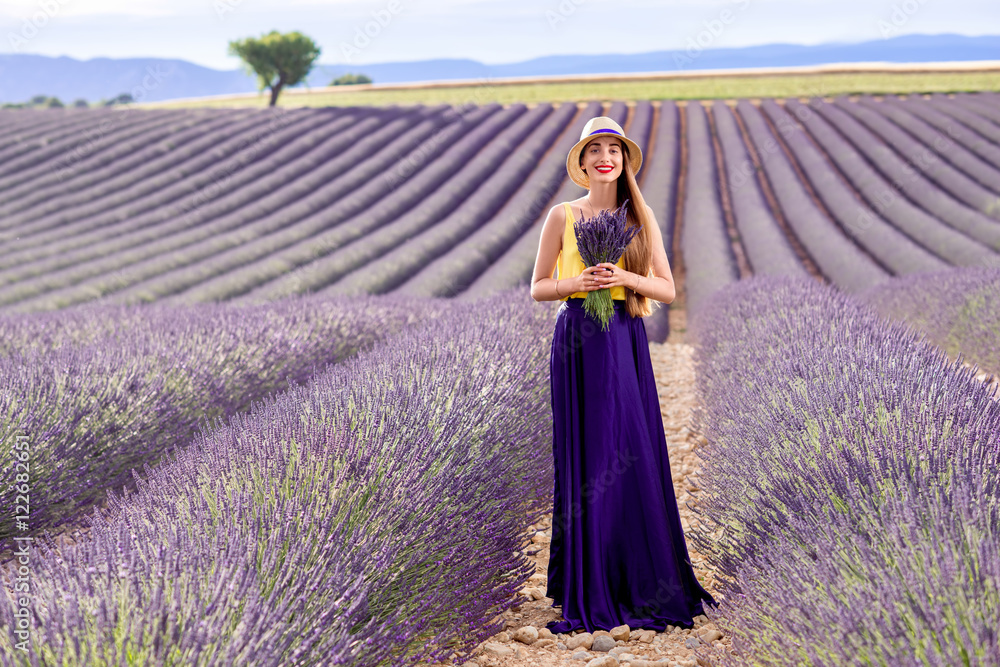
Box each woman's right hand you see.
[571,265,613,293]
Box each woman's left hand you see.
[594,263,637,290]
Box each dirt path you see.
[417,331,731,667]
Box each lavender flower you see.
[860,265,1000,378]
[572,198,643,330]
[0,290,559,665]
[0,294,445,548]
[685,274,1000,666]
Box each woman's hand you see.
[590,263,638,291]
[571,265,614,293]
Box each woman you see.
[530,116,716,634]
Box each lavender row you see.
[680,101,739,317]
[0,108,440,311]
[799,98,1000,246]
[946,92,1000,128]
[834,95,1000,220]
[762,99,948,275]
[687,275,1000,666]
[862,95,1000,195]
[0,294,440,543]
[627,99,655,155]
[926,94,1000,146]
[710,100,808,278]
[237,103,544,302]
[627,100,681,342]
[0,108,259,231]
[145,103,504,304]
[784,98,1000,261]
[860,265,1000,377]
[393,102,587,298]
[897,95,1000,174]
[734,100,888,291]
[0,107,334,270]
[455,102,620,302]
[636,100,680,268]
[1,291,557,666]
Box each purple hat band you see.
[588,128,622,137]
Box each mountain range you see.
[0,33,997,105]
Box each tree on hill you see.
[228,31,321,107]
[331,73,372,86]
[1,95,67,109]
[101,93,134,107]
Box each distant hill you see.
[1,33,997,105]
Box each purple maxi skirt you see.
[545,298,716,634]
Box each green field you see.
[145,70,1000,109]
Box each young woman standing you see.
[530,115,715,634]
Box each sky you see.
[1,0,998,70]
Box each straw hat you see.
[566,116,643,189]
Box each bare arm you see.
[530,204,611,302]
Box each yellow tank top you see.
[557,202,626,301]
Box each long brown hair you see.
[581,141,654,318]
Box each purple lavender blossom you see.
[572,198,643,330]
[0,290,558,665]
[860,265,1000,378]
[685,275,1000,666]
[0,294,448,548]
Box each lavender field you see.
[2,93,1000,339]
[2,89,1000,666]
[1,271,996,666]
[1,291,561,665]
[0,295,452,545]
[688,274,1000,666]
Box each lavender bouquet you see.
[573,198,643,331]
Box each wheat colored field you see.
[146,69,1000,109]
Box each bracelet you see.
[555,279,562,298]
[634,275,641,292]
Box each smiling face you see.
[580,136,624,183]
